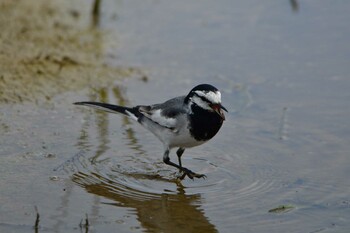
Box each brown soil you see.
[0,0,140,104]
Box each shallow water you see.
[1,1,350,232]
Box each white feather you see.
[194,90,221,104]
[140,112,203,149]
[144,109,177,128]
[190,95,212,111]
[125,110,138,121]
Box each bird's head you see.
[185,84,227,120]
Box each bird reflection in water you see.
[72,171,217,233]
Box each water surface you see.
[1,1,350,232]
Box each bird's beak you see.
[211,104,227,121]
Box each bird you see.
[74,84,227,180]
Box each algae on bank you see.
[0,0,141,104]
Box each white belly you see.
[166,129,205,149]
[140,113,206,149]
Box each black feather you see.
[74,101,141,118]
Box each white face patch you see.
[194,90,221,104]
[190,95,212,111]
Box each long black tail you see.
[74,101,140,121]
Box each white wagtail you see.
[74,84,227,180]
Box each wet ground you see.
[1,0,350,232]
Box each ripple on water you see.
[58,148,347,232]
[62,148,280,207]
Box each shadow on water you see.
[91,0,102,27]
[289,0,299,12]
[67,85,218,232]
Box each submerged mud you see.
[0,0,140,104]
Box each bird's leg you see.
[163,148,182,170]
[163,148,206,180]
[176,147,185,169]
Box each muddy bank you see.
[0,0,141,104]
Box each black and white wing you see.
[138,96,188,131]
[74,96,188,132]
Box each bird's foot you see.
[178,167,206,180]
